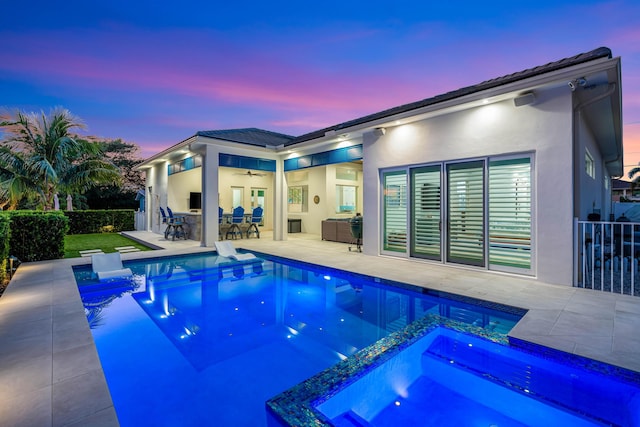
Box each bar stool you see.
[246,207,263,238]
[225,206,245,239]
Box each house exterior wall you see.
[575,116,612,221]
[168,167,201,212]
[362,86,576,286]
[145,162,169,234]
[138,54,621,288]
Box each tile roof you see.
[288,47,613,145]
[612,178,632,190]
[188,47,613,151]
[196,128,295,147]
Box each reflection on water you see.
[73,252,524,427]
[75,253,522,371]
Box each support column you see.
[273,158,287,241]
[362,131,378,255]
[201,144,220,247]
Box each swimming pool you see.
[74,251,523,427]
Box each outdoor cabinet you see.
[288,218,302,233]
[321,219,353,243]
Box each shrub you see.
[64,210,135,234]
[9,211,69,262]
[0,214,10,283]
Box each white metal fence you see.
[575,219,640,296]
[134,211,146,231]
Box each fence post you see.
[573,217,579,287]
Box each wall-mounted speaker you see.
[514,93,536,107]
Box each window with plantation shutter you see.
[383,171,407,252]
[411,166,441,260]
[381,154,533,276]
[488,158,532,272]
[447,161,485,266]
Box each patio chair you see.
[245,206,263,238]
[218,206,231,239]
[159,207,168,224]
[215,240,257,261]
[165,207,186,240]
[225,206,245,239]
[92,252,133,281]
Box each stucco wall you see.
[145,162,169,234]
[167,167,202,212]
[575,116,611,221]
[363,86,575,286]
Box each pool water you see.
[74,252,522,427]
[317,327,640,427]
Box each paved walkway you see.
[1,231,639,426]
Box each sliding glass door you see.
[411,166,441,260]
[488,158,532,272]
[382,171,407,253]
[446,161,485,267]
[382,155,532,274]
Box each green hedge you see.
[9,211,69,262]
[64,210,135,234]
[0,214,10,283]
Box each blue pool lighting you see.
[73,251,638,427]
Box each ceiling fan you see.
[234,170,267,177]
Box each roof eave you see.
[288,48,614,147]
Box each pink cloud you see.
[0,26,474,126]
[2,7,640,158]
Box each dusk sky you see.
[2,1,639,176]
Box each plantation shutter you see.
[488,158,532,271]
[383,171,407,252]
[447,161,485,266]
[411,166,441,260]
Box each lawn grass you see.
[64,233,152,258]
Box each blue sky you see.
[1,0,639,171]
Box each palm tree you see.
[629,165,640,184]
[0,107,121,209]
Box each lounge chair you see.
[214,241,257,261]
[92,252,133,280]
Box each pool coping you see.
[0,246,212,427]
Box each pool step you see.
[144,259,272,288]
[422,334,639,427]
[331,410,371,427]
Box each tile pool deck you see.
[1,231,640,426]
